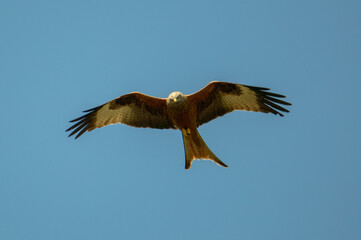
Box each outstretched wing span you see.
[187,81,292,127]
[66,92,175,139]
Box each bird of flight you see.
[67,81,291,169]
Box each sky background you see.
[1,0,360,239]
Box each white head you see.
[167,91,186,105]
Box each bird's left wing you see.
[66,92,175,139]
[186,81,292,127]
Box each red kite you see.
[67,81,291,169]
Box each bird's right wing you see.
[66,92,175,139]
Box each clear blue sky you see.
[1,0,360,239]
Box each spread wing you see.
[66,92,175,139]
[186,81,292,127]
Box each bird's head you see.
[167,91,186,105]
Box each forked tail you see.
[181,128,228,169]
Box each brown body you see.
[166,92,227,169]
[67,81,291,169]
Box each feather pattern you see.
[186,81,292,126]
[66,92,175,139]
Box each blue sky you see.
[1,0,360,239]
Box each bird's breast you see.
[167,102,197,130]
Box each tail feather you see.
[182,128,228,169]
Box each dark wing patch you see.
[194,82,242,119]
[66,92,175,139]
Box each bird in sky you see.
[67,81,291,169]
